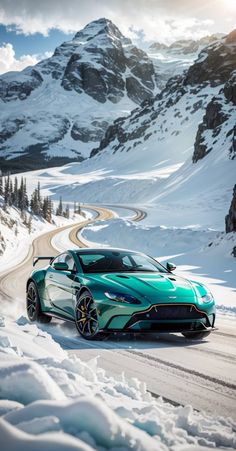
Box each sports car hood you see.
[88,272,196,301]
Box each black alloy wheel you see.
[75,290,106,340]
[26,281,51,323]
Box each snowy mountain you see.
[0,18,156,173]
[91,31,236,161]
[40,29,236,232]
[148,34,225,89]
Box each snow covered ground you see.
[0,202,85,273]
[1,316,236,451]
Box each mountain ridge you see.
[0,18,156,173]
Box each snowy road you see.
[0,204,235,421]
[45,315,236,420]
[0,204,115,301]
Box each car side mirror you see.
[54,262,69,271]
[166,262,176,272]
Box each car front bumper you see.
[102,302,216,333]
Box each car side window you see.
[64,254,76,271]
[52,253,76,271]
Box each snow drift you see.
[0,316,236,450]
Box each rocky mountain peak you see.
[73,18,126,43]
[0,18,157,172]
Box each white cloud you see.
[0,43,52,74]
[0,0,234,42]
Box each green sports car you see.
[26,248,216,340]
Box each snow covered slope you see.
[148,34,224,90]
[0,18,156,172]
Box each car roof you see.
[69,247,142,255]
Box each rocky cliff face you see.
[185,30,236,86]
[193,71,236,162]
[0,18,156,172]
[91,30,236,162]
[226,185,236,233]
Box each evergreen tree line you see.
[0,175,77,224]
[0,174,28,211]
[56,196,70,219]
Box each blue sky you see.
[0,0,235,74]
[0,25,73,58]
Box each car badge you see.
[168,296,177,299]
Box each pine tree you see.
[9,179,13,206]
[64,204,70,219]
[12,177,18,207]
[48,198,54,222]
[37,182,41,204]
[30,188,41,216]
[18,177,24,211]
[42,197,47,220]
[0,175,3,197]
[56,196,63,216]
[4,174,10,206]
[23,178,29,209]
[41,196,54,223]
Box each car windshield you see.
[76,250,167,274]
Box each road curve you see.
[69,205,114,248]
[104,204,147,222]
[0,205,115,302]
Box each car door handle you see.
[49,275,54,279]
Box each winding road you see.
[0,204,236,420]
[0,204,115,301]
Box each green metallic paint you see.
[27,249,216,333]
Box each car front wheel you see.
[26,281,52,323]
[75,290,106,340]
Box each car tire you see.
[182,331,211,340]
[75,290,107,340]
[26,281,52,323]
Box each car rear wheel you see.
[26,281,52,323]
[182,331,211,340]
[75,290,107,340]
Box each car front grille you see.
[147,304,206,320]
[125,303,207,329]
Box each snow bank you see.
[0,200,85,273]
[0,418,94,451]
[0,316,235,450]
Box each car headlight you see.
[105,292,141,304]
[198,292,214,304]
